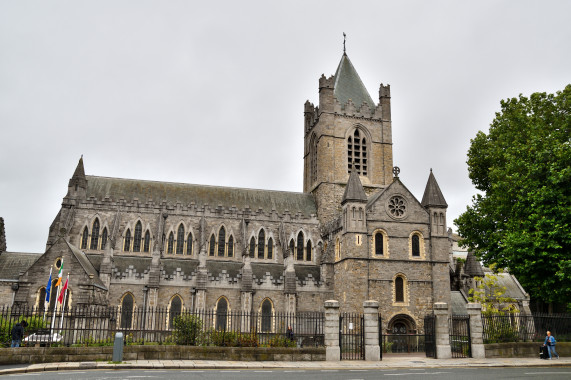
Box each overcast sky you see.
[1,0,569,253]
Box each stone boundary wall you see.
[485,342,571,358]
[0,346,325,365]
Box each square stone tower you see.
[303,53,393,224]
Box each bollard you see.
[112,332,124,362]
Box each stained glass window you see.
[176,224,184,254]
[90,219,100,250]
[133,221,142,252]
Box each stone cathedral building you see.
[4,51,452,334]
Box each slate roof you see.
[163,258,199,278]
[464,251,484,277]
[207,261,242,280]
[421,170,448,207]
[85,176,317,217]
[451,290,468,315]
[490,273,528,300]
[252,263,284,284]
[295,265,320,284]
[64,241,107,290]
[0,252,41,281]
[333,54,376,110]
[342,170,367,204]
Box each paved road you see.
[4,367,571,380]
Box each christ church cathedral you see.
[2,50,461,334]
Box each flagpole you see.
[50,284,60,335]
[50,258,63,337]
[43,267,53,322]
[59,274,70,330]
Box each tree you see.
[455,85,571,308]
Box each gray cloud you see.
[1,0,570,252]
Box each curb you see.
[0,359,569,376]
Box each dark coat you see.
[11,323,24,340]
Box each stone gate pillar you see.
[363,300,380,361]
[467,303,485,358]
[434,302,452,359]
[324,300,340,361]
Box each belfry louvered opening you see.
[347,129,367,176]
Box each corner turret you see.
[421,169,448,237]
[342,170,367,234]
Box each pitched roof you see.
[342,170,367,204]
[0,252,41,281]
[85,176,317,217]
[421,170,448,207]
[333,54,376,110]
[64,240,107,290]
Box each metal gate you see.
[424,314,436,358]
[450,315,471,358]
[339,313,364,360]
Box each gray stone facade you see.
[3,50,453,335]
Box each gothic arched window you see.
[133,221,142,252]
[186,232,193,255]
[310,134,318,184]
[306,240,312,261]
[124,229,131,252]
[209,234,216,256]
[218,227,226,257]
[90,219,100,250]
[412,235,420,256]
[81,227,89,250]
[101,228,108,250]
[347,128,368,176]
[176,224,185,254]
[261,299,272,332]
[258,229,265,259]
[296,232,304,261]
[227,235,234,257]
[216,297,228,331]
[249,237,256,258]
[375,232,384,256]
[167,232,174,254]
[143,230,151,252]
[169,295,182,329]
[267,238,273,260]
[120,293,134,329]
[395,276,404,303]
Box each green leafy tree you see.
[455,85,571,307]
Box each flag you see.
[45,268,53,304]
[57,277,68,304]
[55,258,64,287]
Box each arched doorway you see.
[384,314,421,354]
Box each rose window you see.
[388,196,406,218]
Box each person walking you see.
[543,330,559,359]
[10,320,27,348]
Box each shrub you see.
[172,314,203,345]
[267,335,296,348]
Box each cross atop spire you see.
[343,32,346,55]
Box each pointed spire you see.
[342,170,367,204]
[333,54,376,110]
[464,251,484,277]
[421,169,448,208]
[72,156,85,180]
[68,156,87,193]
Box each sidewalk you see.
[0,356,569,375]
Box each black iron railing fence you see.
[0,305,324,348]
[482,313,571,343]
